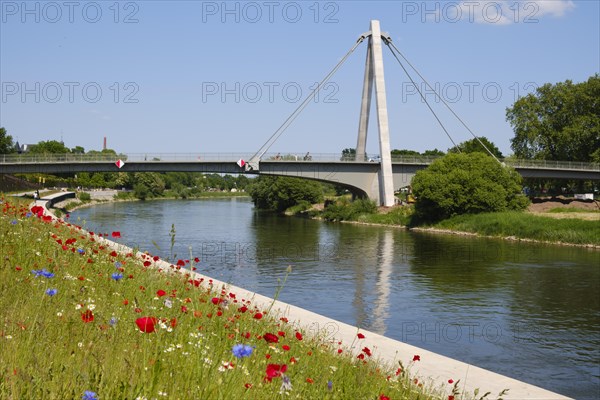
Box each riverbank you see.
[55,191,600,248]
[51,189,250,213]
[0,195,573,399]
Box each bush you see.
[247,176,324,213]
[77,192,91,201]
[411,152,529,222]
[322,198,377,221]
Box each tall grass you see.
[1,196,441,400]
[433,211,600,245]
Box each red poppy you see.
[194,257,200,263]
[357,353,365,360]
[111,231,121,238]
[282,345,290,351]
[136,317,157,333]
[176,259,186,267]
[413,355,420,362]
[357,333,365,339]
[81,309,94,323]
[211,297,225,305]
[448,379,454,384]
[238,306,248,313]
[277,331,285,337]
[263,333,279,343]
[295,332,303,341]
[379,395,390,400]
[156,289,167,297]
[362,347,372,357]
[306,377,314,384]
[265,363,287,381]
[244,383,252,389]
[253,312,263,320]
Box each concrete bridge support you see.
[356,20,395,207]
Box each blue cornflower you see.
[25,212,33,218]
[41,269,55,278]
[77,248,85,255]
[10,219,17,225]
[327,380,333,391]
[32,269,54,278]
[45,288,58,296]
[109,317,118,326]
[111,273,123,281]
[232,344,254,358]
[114,261,122,269]
[82,391,98,400]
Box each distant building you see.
[14,141,34,154]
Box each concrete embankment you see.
[33,194,571,400]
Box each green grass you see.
[432,211,600,245]
[0,195,444,400]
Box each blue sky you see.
[1,0,598,157]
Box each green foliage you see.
[422,148,445,157]
[29,140,70,154]
[321,198,377,221]
[411,153,529,222]
[133,183,150,200]
[0,127,15,154]
[341,148,356,161]
[506,74,600,161]
[448,137,504,159]
[132,173,165,198]
[434,211,600,245]
[391,149,421,156]
[77,192,91,201]
[247,176,324,213]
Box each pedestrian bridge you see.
[1,153,598,203]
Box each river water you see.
[72,198,600,399]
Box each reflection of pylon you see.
[356,20,395,207]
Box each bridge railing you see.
[0,153,598,171]
[503,158,600,171]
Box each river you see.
[71,198,600,399]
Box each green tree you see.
[448,137,503,159]
[0,127,15,154]
[29,140,70,154]
[411,153,529,221]
[247,176,324,212]
[71,146,85,154]
[506,74,600,161]
[131,172,165,197]
[341,148,356,161]
[422,148,445,157]
[391,149,421,156]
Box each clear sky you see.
[1,0,598,157]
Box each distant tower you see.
[103,137,107,150]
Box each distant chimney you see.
[103,136,107,150]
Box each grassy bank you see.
[0,196,444,400]
[429,211,600,246]
[300,199,599,247]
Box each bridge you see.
[1,152,598,202]
[2,20,599,204]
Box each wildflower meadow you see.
[0,196,463,399]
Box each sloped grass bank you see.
[430,211,600,246]
[1,196,441,400]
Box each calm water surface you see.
[72,198,600,399]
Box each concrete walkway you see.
[33,196,571,400]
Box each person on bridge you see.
[304,152,312,161]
